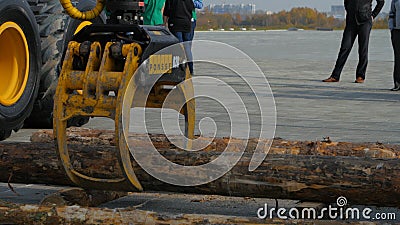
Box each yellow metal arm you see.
[59,0,106,20]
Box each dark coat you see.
[344,0,385,24]
[164,0,194,33]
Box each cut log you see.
[0,129,399,207]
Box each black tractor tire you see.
[0,0,41,140]
[24,0,105,128]
[23,0,66,128]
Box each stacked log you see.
[0,128,398,207]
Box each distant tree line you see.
[197,7,388,30]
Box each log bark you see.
[0,129,399,207]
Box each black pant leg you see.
[331,24,358,79]
[392,29,400,84]
[356,20,372,79]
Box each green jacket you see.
[192,0,203,21]
[143,0,166,25]
[192,11,197,21]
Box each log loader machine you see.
[53,0,195,190]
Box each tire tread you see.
[25,0,88,128]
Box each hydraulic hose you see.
[59,0,106,20]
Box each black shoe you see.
[391,82,400,91]
[391,86,400,91]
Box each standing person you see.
[389,0,400,91]
[323,0,385,83]
[163,0,194,42]
[163,0,194,74]
[143,0,166,26]
[190,0,203,39]
[187,0,203,74]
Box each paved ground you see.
[0,183,64,205]
[263,59,400,144]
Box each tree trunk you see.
[0,129,399,207]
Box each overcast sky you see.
[204,0,391,13]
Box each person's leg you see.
[187,20,197,74]
[182,32,194,74]
[356,20,373,80]
[189,20,196,41]
[392,29,400,89]
[331,24,358,80]
[172,31,184,42]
